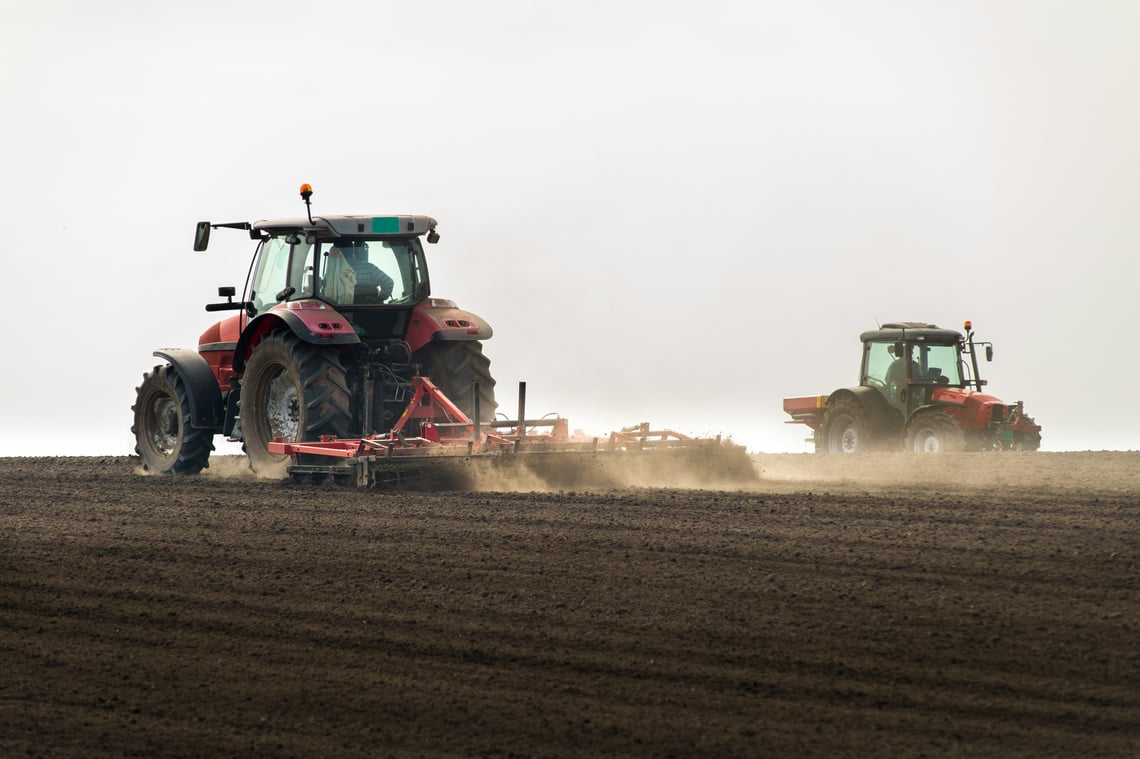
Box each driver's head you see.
[336,240,365,259]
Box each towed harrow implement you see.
[268,378,757,489]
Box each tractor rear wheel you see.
[241,331,351,472]
[132,364,214,475]
[414,341,497,423]
[819,397,872,454]
[905,410,966,453]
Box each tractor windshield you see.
[317,239,426,306]
[246,235,428,314]
[864,340,964,389]
[914,343,963,385]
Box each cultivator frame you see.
[269,378,754,489]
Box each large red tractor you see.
[783,321,1041,453]
[132,185,496,475]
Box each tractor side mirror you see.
[986,345,994,362]
[205,286,244,313]
[194,221,211,252]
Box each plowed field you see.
[2,452,1137,757]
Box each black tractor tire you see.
[413,341,498,423]
[240,331,352,472]
[818,397,873,454]
[132,364,214,475]
[905,409,966,453]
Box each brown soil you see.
[1,453,1137,757]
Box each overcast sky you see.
[2,1,1138,456]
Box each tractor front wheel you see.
[905,410,966,453]
[414,341,497,423]
[132,365,214,475]
[819,397,873,454]
[241,331,352,473]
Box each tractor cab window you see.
[865,340,965,396]
[864,342,899,388]
[317,239,426,306]
[248,237,314,314]
[914,343,962,386]
[866,341,920,403]
[249,238,289,314]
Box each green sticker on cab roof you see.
[371,217,400,234]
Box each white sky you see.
[2,1,1138,455]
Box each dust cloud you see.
[461,445,761,492]
[755,450,1140,495]
[199,455,288,481]
[156,450,1140,496]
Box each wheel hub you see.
[838,424,859,453]
[150,397,178,454]
[915,431,941,453]
[265,370,301,440]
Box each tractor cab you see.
[197,211,439,345]
[859,322,971,419]
[248,232,430,313]
[243,221,434,343]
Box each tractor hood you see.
[931,386,1039,433]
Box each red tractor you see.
[132,185,496,475]
[783,321,1041,453]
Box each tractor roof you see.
[251,214,437,239]
[860,322,963,344]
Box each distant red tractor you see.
[784,321,1041,453]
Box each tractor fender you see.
[232,305,360,374]
[827,386,902,436]
[153,348,225,430]
[908,401,965,426]
[404,299,493,353]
